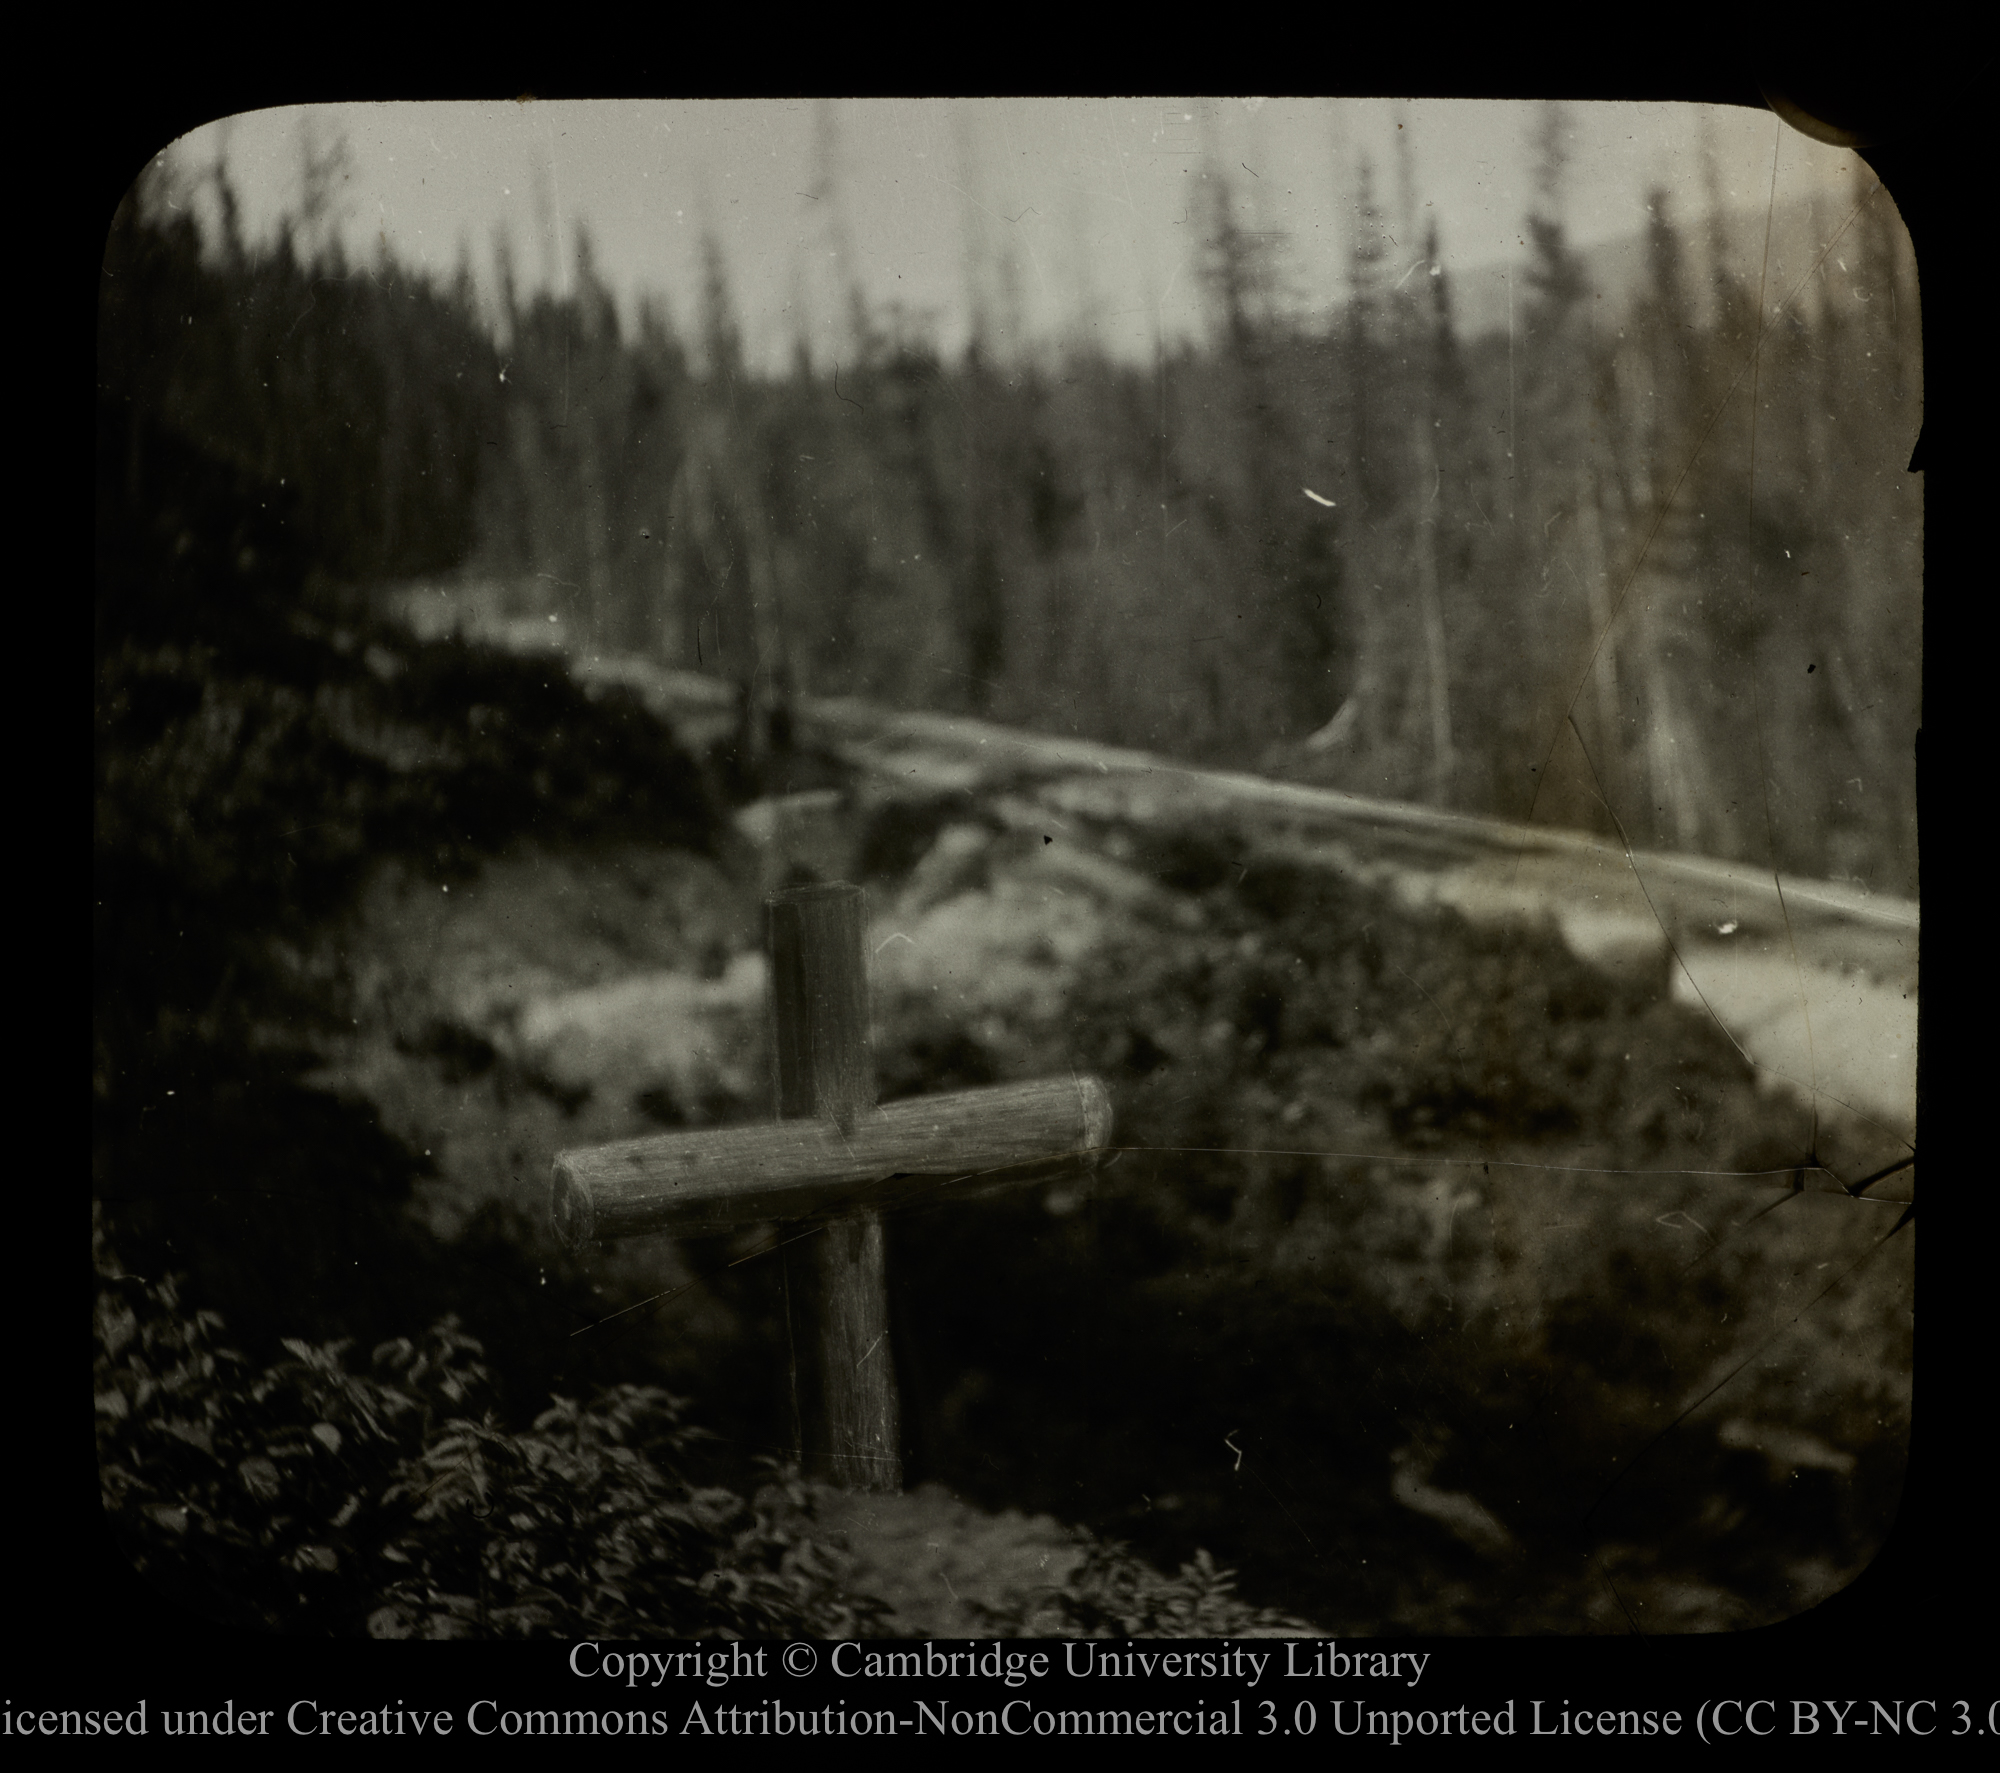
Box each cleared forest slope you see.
[446,603,1916,1177]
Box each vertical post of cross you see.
[766,882,902,1493]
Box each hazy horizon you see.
[145,97,1883,372]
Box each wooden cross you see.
[551,881,1113,1493]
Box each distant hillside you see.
[1447,190,1889,340]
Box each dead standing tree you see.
[661,400,798,786]
[1394,121,1458,808]
[659,221,798,788]
[553,883,1113,1492]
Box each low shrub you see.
[977,1544,1310,1639]
[94,1221,887,1639]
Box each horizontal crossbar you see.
[552,1075,1113,1249]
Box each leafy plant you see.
[95,1223,888,1638]
[367,1388,887,1641]
[975,1542,1309,1639]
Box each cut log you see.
[552,1075,1114,1248]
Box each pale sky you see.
[152,98,1875,371]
